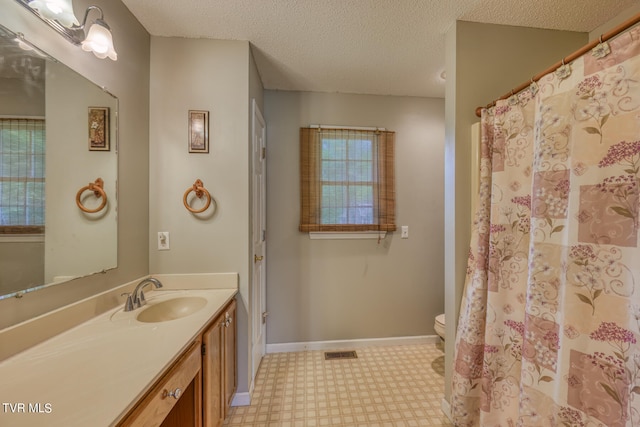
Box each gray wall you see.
[0,77,44,116]
[0,0,150,329]
[0,242,44,295]
[443,21,587,403]
[148,36,259,395]
[264,90,444,344]
[44,61,118,283]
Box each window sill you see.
[0,234,44,243]
[309,231,387,240]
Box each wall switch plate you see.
[158,231,170,250]
[401,225,409,239]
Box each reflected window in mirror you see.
[0,23,118,300]
[0,117,46,235]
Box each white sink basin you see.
[135,296,208,323]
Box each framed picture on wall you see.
[88,107,109,151]
[188,110,209,153]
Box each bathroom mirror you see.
[0,23,118,299]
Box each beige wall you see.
[0,0,150,330]
[590,3,640,40]
[250,49,264,115]
[44,61,117,283]
[0,242,44,295]
[264,90,445,344]
[148,36,258,394]
[0,78,44,116]
[443,21,587,403]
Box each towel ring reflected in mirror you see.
[76,177,108,213]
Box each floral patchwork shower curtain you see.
[452,25,640,427]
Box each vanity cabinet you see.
[118,298,237,427]
[203,299,237,427]
[118,341,202,427]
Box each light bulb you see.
[28,0,79,28]
[81,21,117,61]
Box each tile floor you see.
[224,343,453,427]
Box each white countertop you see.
[0,286,237,426]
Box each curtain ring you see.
[508,89,520,106]
[529,76,540,95]
[592,34,611,59]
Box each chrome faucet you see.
[122,277,163,312]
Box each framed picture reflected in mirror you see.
[88,107,109,151]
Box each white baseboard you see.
[266,335,440,354]
[231,392,251,407]
[441,398,452,422]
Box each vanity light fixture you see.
[27,0,79,28]
[16,0,118,61]
[78,6,117,60]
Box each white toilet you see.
[434,313,445,340]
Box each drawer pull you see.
[163,388,182,400]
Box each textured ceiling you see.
[120,0,638,98]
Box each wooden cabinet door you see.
[202,316,224,427]
[223,300,237,413]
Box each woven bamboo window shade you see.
[299,127,396,232]
[0,118,45,234]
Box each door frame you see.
[250,98,267,392]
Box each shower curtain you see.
[452,25,640,427]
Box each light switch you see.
[401,226,409,239]
[158,231,170,250]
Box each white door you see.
[251,99,267,384]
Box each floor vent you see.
[324,350,357,360]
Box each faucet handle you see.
[138,290,147,307]
[121,293,135,312]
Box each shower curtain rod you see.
[474,11,640,117]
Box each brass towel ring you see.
[76,178,107,213]
[183,179,212,213]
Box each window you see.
[299,127,396,233]
[0,118,45,234]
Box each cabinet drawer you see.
[119,341,201,427]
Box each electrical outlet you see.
[158,231,170,250]
[401,225,409,239]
